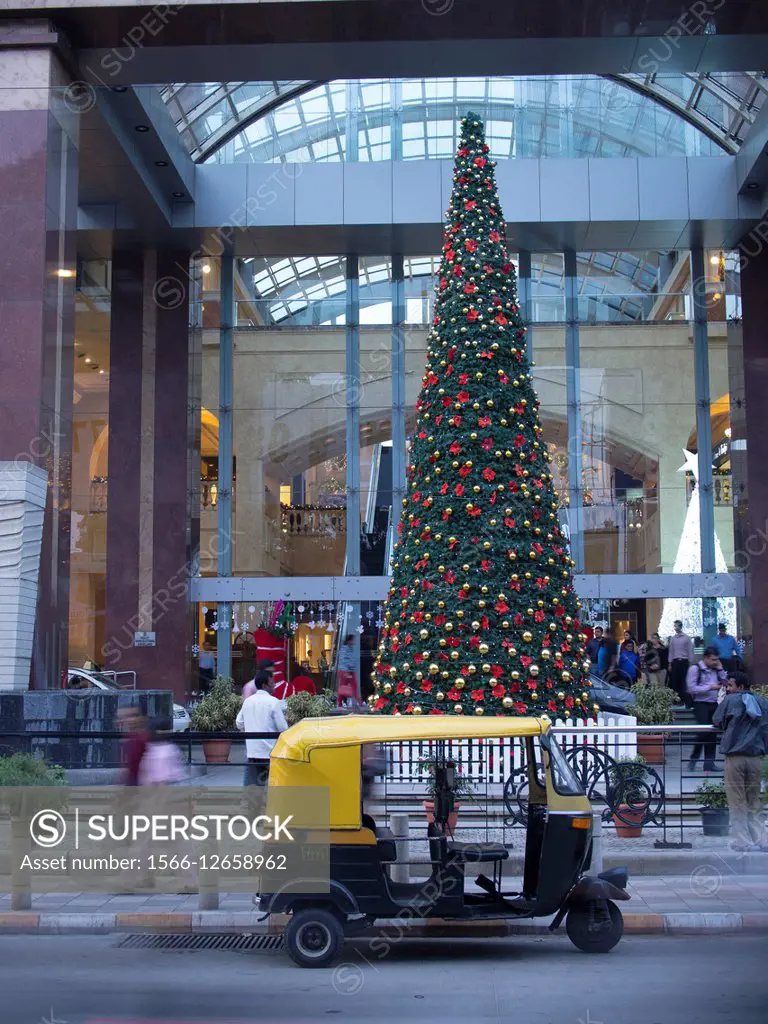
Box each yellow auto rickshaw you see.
[259,715,630,967]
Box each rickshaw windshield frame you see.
[540,733,585,797]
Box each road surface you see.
[1,933,763,1023]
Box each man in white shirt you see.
[236,671,288,785]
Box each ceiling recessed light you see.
[155,159,168,168]
[98,369,105,375]
[202,263,211,274]
[172,191,185,198]
[111,86,128,94]
[747,182,759,190]
[709,254,720,265]
[84,357,92,364]
[135,124,150,133]
[713,292,721,301]
[55,268,75,278]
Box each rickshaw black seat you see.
[447,841,509,863]
[376,827,398,863]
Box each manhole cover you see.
[117,933,284,953]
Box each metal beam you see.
[190,573,747,603]
[391,252,407,544]
[216,250,235,680]
[345,254,361,679]
[564,249,585,573]
[691,246,717,579]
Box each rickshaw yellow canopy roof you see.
[272,714,550,762]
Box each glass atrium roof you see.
[161,74,768,164]
[243,252,664,327]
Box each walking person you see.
[242,659,275,700]
[584,625,603,668]
[236,670,288,785]
[667,620,695,706]
[641,633,667,687]
[618,639,641,684]
[118,706,148,787]
[713,671,768,851]
[337,634,360,706]
[137,716,186,785]
[686,646,728,774]
[712,623,739,675]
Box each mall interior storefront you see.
[3,46,768,700]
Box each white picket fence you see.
[384,712,637,786]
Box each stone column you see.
[739,247,768,678]
[0,465,48,690]
[104,251,196,703]
[0,23,79,688]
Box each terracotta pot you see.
[637,732,665,765]
[423,800,461,837]
[202,739,231,764]
[613,803,644,838]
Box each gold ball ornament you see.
[429,663,439,675]
[479,642,489,655]
[561,671,572,682]
[522,631,533,643]
[502,696,515,709]
[435,691,445,702]
[529,665,540,677]
[389,667,397,678]
[454,704,464,714]
[383,682,393,694]
[474,706,485,715]
[412,705,423,715]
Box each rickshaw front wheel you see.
[285,907,345,968]
[566,900,624,954]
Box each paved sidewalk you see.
[2,873,767,917]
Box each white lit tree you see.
[657,449,737,640]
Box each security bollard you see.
[390,813,410,884]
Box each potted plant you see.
[609,755,648,838]
[630,683,675,765]
[285,689,335,727]
[416,755,476,836]
[190,676,241,763]
[696,779,730,836]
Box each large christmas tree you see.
[371,112,593,719]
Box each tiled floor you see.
[2,875,768,915]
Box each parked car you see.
[66,669,191,732]
[588,673,637,716]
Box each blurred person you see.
[138,717,186,785]
[713,671,768,851]
[620,629,636,652]
[337,634,360,706]
[198,643,216,691]
[118,706,148,787]
[585,625,603,666]
[596,629,618,680]
[242,659,275,700]
[686,646,728,773]
[712,623,739,674]
[236,670,288,785]
[668,620,695,706]
[618,639,641,683]
[640,633,667,688]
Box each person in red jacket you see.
[273,662,317,700]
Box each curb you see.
[0,910,763,936]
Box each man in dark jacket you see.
[713,672,768,851]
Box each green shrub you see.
[190,676,241,732]
[285,689,335,726]
[0,753,66,787]
[630,682,675,726]
[695,779,728,810]
[609,755,648,804]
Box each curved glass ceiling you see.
[160,74,768,164]
[240,252,665,328]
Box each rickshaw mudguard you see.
[548,870,631,931]
[262,879,361,918]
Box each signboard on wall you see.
[134,632,156,648]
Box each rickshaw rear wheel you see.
[566,900,624,954]
[285,907,345,968]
